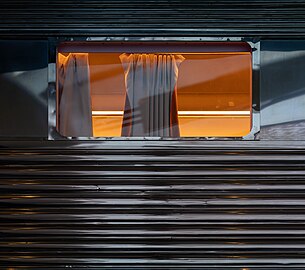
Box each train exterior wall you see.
[1,1,305,269]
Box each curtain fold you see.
[120,53,184,137]
[58,53,93,137]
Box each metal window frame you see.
[47,37,260,141]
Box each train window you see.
[56,42,252,138]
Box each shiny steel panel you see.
[1,140,305,268]
[260,41,305,140]
[1,1,305,37]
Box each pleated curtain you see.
[120,53,184,137]
[57,53,93,137]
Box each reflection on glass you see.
[57,49,252,137]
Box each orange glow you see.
[58,49,252,137]
[92,111,250,116]
[92,115,123,137]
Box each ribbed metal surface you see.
[1,0,305,37]
[1,141,305,269]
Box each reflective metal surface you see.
[1,140,305,268]
[1,1,305,269]
[1,1,305,38]
[0,40,48,138]
[260,41,305,140]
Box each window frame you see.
[48,37,260,141]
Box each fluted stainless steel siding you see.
[1,141,305,269]
[1,0,305,37]
[1,1,305,269]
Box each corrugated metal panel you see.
[1,0,305,37]
[1,140,305,269]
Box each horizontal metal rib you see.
[0,141,305,268]
[1,1,305,37]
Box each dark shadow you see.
[0,40,48,137]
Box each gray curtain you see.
[58,53,93,137]
[120,53,185,137]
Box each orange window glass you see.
[57,43,252,138]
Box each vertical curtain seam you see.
[120,53,184,137]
